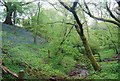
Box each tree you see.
[0,0,31,25]
[78,0,120,54]
[59,0,101,71]
[33,2,41,43]
[78,0,120,28]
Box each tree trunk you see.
[76,28,101,71]
[72,11,101,71]
[59,0,101,71]
[4,7,13,25]
[34,33,37,44]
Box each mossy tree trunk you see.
[75,25,101,71]
[59,0,101,71]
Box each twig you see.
[23,61,32,69]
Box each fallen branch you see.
[1,65,18,78]
[102,58,118,62]
[23,62,32,69]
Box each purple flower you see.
[13,38,17,41]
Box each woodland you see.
[0,0,120,80]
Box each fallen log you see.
[1,65,18,78]
[102,57,118,62]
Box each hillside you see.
[2,23,46,45]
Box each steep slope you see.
[2,23,46,45]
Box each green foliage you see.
[99,49,115,60]
[2,1,119,79]
[100,61,119,74]
[88,72,118,79]
[87,61,119,79]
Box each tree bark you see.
[59,0,101,71]
[72,10,101,71]
[2,1,31,25]
[74,21,101,71]
[4,6,13,25]
[1,65,18,78]
[34,33,37,43]
[80,34,101,70]
[4,11,13,25]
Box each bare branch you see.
[47,1,59,11]
[106,2,120,22]
[79,0,120,27]
[0,0,6,6]
[58,0,70,11]
[46,21,77,26]
[115,0,120,7]
[20,2,33,6]
[47,21,64,24]
[60,26,74,45]
[1,65,18,78]
[78,3,88,13]
[83,0,91,15]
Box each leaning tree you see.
[59,0,101,71]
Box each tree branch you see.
[106,2,120,23]
[47,21,64,24]
[47,1,60,11]
[59,0,83,33]
[60,26,74,45]
[58,0,70,11]
[79,0,120,27]
[0,0,6,5]
[20,2,32,6]
[115,0,120,7]
[1,65,18,78]
[0,0,7,7]
[70,0,79,11]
